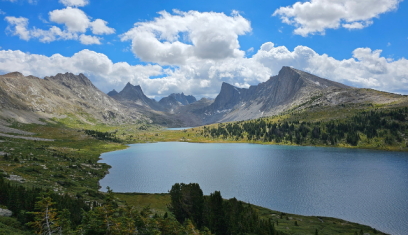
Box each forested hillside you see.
[201,107,408,151]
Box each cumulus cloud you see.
[31,26,78,42]
[49,7,90,33]
[5,17,79,43]
[273,0,401,36]
[90,19,115,35]
[5,7,114,44]
[5,16,31,40]
[59,0,89,7]
[120,10,251,65]
[48,7,115,35]
[79,34,101,45]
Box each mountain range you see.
[1,66,406,127]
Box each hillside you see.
[0,72,147,125]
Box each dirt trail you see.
[0,133,53,141]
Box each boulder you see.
[0,208,12,217]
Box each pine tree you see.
[27,193,60,235]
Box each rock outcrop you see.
[0,208,12,217]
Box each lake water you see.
[98,142,408,235]
[166,127,193,130]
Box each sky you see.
[0,0,407,99]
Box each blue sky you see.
[1,0,407,98]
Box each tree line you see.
[1,175,288,234]
[0,174,89,230]
[168,183,286,235]
[202,107,408,147]
[84,130,121,142]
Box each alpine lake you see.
[98,141,408,235]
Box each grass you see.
[0,119,128,200]
[113,193,171,216]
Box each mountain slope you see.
[196,66,404,124]
[0,72,146,124]
[110,82,163,111]
[158,93,197,112]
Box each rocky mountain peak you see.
[107,89,118,97]
[110,82,164,110]
[277,66,300,78]
[3,72,24,78]
[120,83,144,97]
[211,82,243,111]
[168,93,197,105]
[45,72,95,89]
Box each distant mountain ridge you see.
[198,66,352,124]
[108,86,198,113]
[1,67,406,127]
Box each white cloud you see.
[49,7,90,33]
[4,0,36,4]
[90,19,115,35]
[49,8,115,35]
[5,17,79,43]
[247,47,254,53]
[59,0,89,7]
[5,16,31,40]
[5,7,115,45]
[79,34,101,45]
[0,9,6,15]
[273,0,401,36]
[120,10,251,65]
[253,42,408,93]
[342,20,373,29]
[31,26,78,42]
[38,14,49,23]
